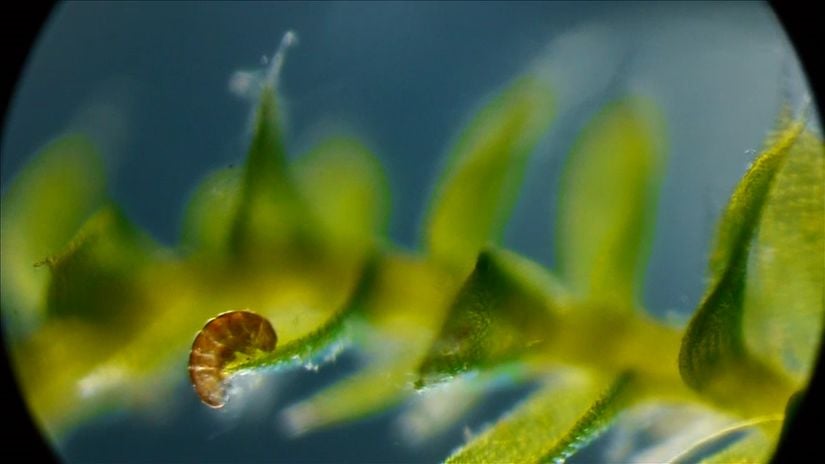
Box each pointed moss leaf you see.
[424,74,555,273]
[293,136,390,249]
[225,294,353,372]
[12,244,195,436]
[12,259,199,437]
[542,372,637,462]
[556,97,666,310]
[743,127,824,380]
[705,113,803,280]
[0,134,105,327]
[229,85,312,259]
[446,371,636,464]
[679,118,805,413]
[417,248,559,388]
[180,166,242,257]
[44,205,157,324]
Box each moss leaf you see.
[293,136,390,251]
[742,127,824,381]
[446,371,636,463]
[0,134,105,328]
[424,75,555,274]
[416,248,561,388]
[229,85,312,260]
[44,205,157,324]
[180,166,242,258]
[679,118,808,414]
[556,97,666,311]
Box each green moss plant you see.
[1,33,822,463]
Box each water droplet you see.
[228,70,263,98]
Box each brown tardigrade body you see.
[188,310,277,408]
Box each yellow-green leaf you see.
[446,371,636,463]
[743,127,824,381]
[424,74,555,274]
[13,319,126,439]
[180,166,242,258]
[705,115,804,283]
[229,85,312,260]
[8,205,177,435]
[416,248,560,388]
[556,97,666,310]
[679,118,806,415]
[43,205,157,324]
[293,136,389,250]
[1,134,105,328]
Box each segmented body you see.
[188,310,277,408]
